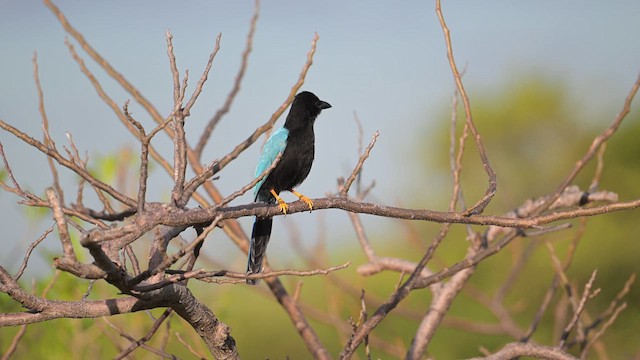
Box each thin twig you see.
[175,332,208,360]
[339,225,451,359]
[33,52,64,204]
[214,153,282,209]
[125,245,141,276]
[0,142,25,195]
[559,270,599,348]
[128,215,222,288]
[14,225,55,280]
[535,72,640,216]
[1,122,136,208]
[348,212,376,261]
[46,0,222,211]
[103,317,177,359]
[589,143,607,192]
[341,131,379,196]
[436,0,496,216]
[60,35,175,189]
[352,111,365,194]
[580,303,627,359]
[184,33,223,116]
[44,0,166,125]
[1,321,27,360]
[166,30,188,206]
[166,30,180,107]
[161,262,350,286]
[114,309,173,359]
[194,0,258,158]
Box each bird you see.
[246,91,331,285]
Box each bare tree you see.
[1,0,638,359]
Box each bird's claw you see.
[291,189,313,213]
[277,200,289,214]
[300,195,313,212]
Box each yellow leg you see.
[270,189,289,214]
[291,189,313,211]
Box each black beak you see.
[316,100,332,110]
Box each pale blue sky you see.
[1,1,639,273]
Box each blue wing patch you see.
[254,127,288,196]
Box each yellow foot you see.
[277,199,289,214]
[291,189,313,212]
[270,189,289,214]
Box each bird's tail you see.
[246,217,273,285]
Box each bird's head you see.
[285,91,331,130]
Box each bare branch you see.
[580,302,627,359]
[1,321,27,360]
[46,187,75,259]
[122,102,168,212]
[449,88,469,212]
[535,72,640,216]
[467,342,578,360]
[406,263,476,359]
[1,122,136,208]
[339,224,451,358]
[44,0,166,125]
[212,261,350,284]
[14,225,54,280]
[194,0,258,158]
[348,212,376,261]
[183,33,222,116]
[60,32,175,184]
[168,188,629,230]
[0,142,27,197]
[0,266,142,326]
[559,269,599,348]
[340,131,379,196]
[128,215,222,288]
[165,30,189,206]
[33,52,65,204]
[215,153,282,209]
[175,331,208,360]
[436,0,497,215]
[114,309,173,360]
[166,30,181,107]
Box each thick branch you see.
[163,189,631,230]
[45,188,75,259]
[0,266,238,358]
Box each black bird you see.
[246,91,331,285]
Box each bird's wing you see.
[254,127,289,196]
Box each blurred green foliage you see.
[87,153,120,184]
[2,76,638,359]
